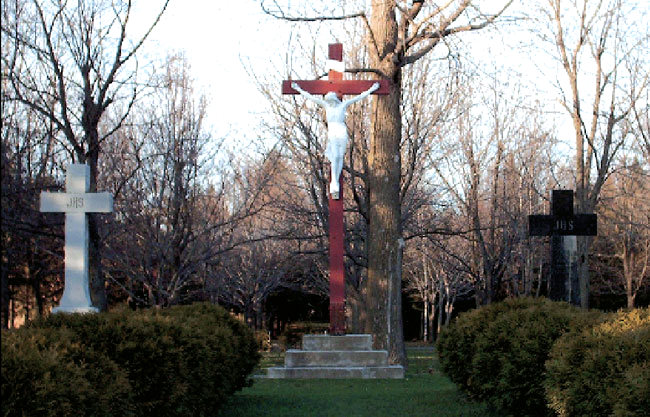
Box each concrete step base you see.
[263,334,404,379]
[285,349,388,367]
[302,334,372,351]
[266,365,405,379]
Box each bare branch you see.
[260,1,365,22]
[344,67,388,79]
[403,0,513,66]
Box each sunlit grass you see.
[218,345,500,417]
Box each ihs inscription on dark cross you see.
[282,43,389,335]
[529,190,597,236]
[529,190,597,304]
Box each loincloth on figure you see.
[326,123,348,162]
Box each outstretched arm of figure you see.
[343,82,380,107]
[291,82,327,107]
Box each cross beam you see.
[283,43,390,99]
[529,190,597,237]
[282,80,390,96]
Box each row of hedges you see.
[437,297,649,417]
[1,303,260,417]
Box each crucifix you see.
[40,164,113,313]
[283,43,389,334]
[529,190,597,304]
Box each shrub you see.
[437,297,601,417]
[30,310,188,416]
[254,329,272,351]
[1,326,133,417]
[437,297,551,391]
[545,308,650,417]
[153,303,261,415]
[26,302,260,417]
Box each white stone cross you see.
[40,164,113,313]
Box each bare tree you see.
[209,239,290,329]
[596,160,650,308]
[631,89,650,162]
[0,133,63,326]
[261,0,513,366]
[403,241,438,341]
[1,40,69,326]
[537,0,649,307]
[2,0,170,310]
[101,54,277,308]
[404,234,472,341]
[429,70,557,306]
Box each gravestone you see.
[529,190,597,304]
[40,164,113,313]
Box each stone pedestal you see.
[266,334,404,379]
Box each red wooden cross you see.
[282,43,389,335]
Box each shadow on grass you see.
[218,346,501,417]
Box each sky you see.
[128,0,648,163]
[130,1,554,144]
[131,0,291,141]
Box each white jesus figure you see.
[291,81,380,199]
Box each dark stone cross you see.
[529,190,597,304]
[282,44,389,335]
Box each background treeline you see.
[2,0,649,334]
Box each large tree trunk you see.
[88,214,108,311]
[623,243,637,309]
[575,146,591,309]
[363,0,406,366]
[85,129,108,311]
[576,236,590,308]
[1,259,9,329]
[346,287,365,333]
[625,256,636,310]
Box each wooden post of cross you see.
[529,190,597,304]
[282,43,389,335]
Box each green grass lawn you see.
[217,345,501,417]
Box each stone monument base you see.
[52,305,99,314]
[266,334,404,379]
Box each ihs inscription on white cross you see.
[40,164,113,313]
